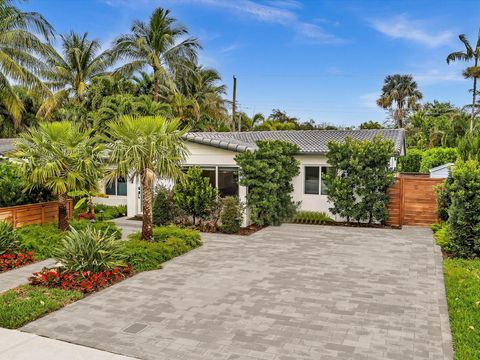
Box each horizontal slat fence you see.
[388,176,444,227]
[0,200,73,228]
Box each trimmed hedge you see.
[419,147,458,173]
[291,211,333,225]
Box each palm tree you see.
[38,32,115,118]
[104,116,189,240]
[447,32,480,129]
[12,122,105,230]
[377,74,423,128]
[112,7,200,102]
[0,0,53,127]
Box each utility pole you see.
[232,75,237,131]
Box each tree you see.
[235,140,300,226]
[12,122,104,230]
[0,0,53,125]
[359,120,383,129]
[447,32,480,129]
[377,74,423,128]
[112,7,200,102]
[104,116,189,241]
[38,32,115,120]
[152,188,173,226]
[173,166,218,225]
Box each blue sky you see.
[21,0,480,126]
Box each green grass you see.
[444,259,480,360]
[0,285,83,329]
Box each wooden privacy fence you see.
[387,176,445,227]
[0,200,73,228]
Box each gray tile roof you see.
[0,138,15,156]
[184,129,406,155]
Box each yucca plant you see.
[53,225,125,273]
[0,221,20,254]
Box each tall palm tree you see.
[112,7,200,102]
[38,32,115,118]
[104,116,189,241]
[447,32,480,130]
[377,74,423,128]
[0,0,53,127]
[12,122,105,230]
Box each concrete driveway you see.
[22,224,452,360]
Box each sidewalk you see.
[0,259,55,293]
[0,328,139,360]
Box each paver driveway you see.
[22,224,452,360]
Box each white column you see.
[126,177,138,218]
[239,185,249,226]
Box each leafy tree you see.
[458,132,480,161]
[0,0,53,125]
[219,196,243,234]
[447,32,480,128]
[104,116,188,241]
[359,120,383,129]
[397,148,423,173]
[419,147,458,173]
[324,136,395,224]
[173,166,218,225]
[377,74,423,128]
[235,140,300,226]
[152,188,173,226]
[12,122,104,230]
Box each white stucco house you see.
[96,129,406,224]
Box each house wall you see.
[430,167,450,179]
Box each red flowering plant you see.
[0,252,35,272]
[0,221,35,272]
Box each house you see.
[429,163,454,179]
[0,138,15,160]
[103,129,406,224]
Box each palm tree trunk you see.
[153,74,159,102]
[471,58,478,132]
[141,171,154,241]
[58,193,69,231]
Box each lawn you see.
[0,285,83,329]
[443,259,480,360]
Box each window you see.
[218,167,239,197]
[304,166,319,194]
[321,166,328,195]
[105,177,127,196]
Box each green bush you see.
[447,160,480,258]
[122,235,202,272]
[419,147,458,173]
[219,197,243,234]
[128,225,200,246]
[73,204,127,220]
[70,220,122,240]
[436,176,452,222]
[53,226,125,273]
[153,190,173,226]
[0,221,19,255]
[291,211,333,225]
[397,148,423,173]
[433,223,452,252]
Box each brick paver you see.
[0,259,55,293]
[22,224,452,359]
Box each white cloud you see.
[359,92,379,108]
[413,69,466,85]
[368,15,454,47]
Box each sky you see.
[21,0,480,127]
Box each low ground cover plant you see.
[74,204,127,221]
[291,211,333,225]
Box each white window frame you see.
[303,165,329,196]
[105,177,127,196]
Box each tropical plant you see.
[219,196,243,234]
[104,116,189,240]
[173,166,218,225]
[359,120,383,129]
[291,211,333,225]
[235,140,300,226]
[377,74,423,128]
[38,32,116,121]
[458,131,480,161]
[112,7,200,102]
[53,225,125,273]
[0,0,53,126]
[447,32,480,128]
[12,122,105,230]
[0,221,19,255]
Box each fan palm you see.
[447,32,480,129]
[377,74,423,128]
[12,122,105,230]
[112,7,200,102]
[104,116,189,240]
[38,32,115,118]
[0,0,53,127]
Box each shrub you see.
[53,226,126,273]
[419,147,458,173]
[0,221,20,255]
[434,224,452,252]
[235,140,300,226]
[128,225,201,246]
[153,189,173,226]
[291,211,333,225]
[70,220,122,240]
[173,166,218,224]
[73,204,127,221]
[0,252,34,272]
[219,197,243,234]
[397,148,423,173]
[436,175,453,222]
[447,160,480,258]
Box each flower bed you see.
[29,265,133,293]
[0,252,35,273]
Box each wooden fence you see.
[0,200,73,228]
[387,176,444,227]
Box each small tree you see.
[235,140,300,226]
[219,196,243,234]
[153,188,173,226]
[324,136,395,224]
[173,166,217,224]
